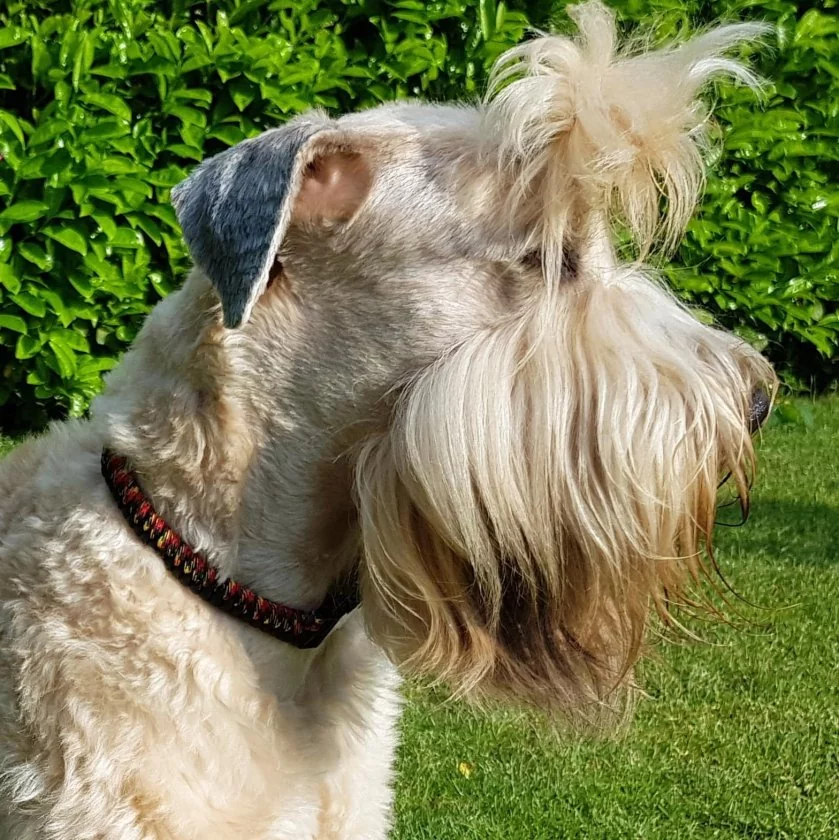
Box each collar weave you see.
[101,449,359,649]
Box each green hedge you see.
[0,0,531,430]
[0,0,836,431]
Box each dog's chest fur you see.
[0,425,400,840]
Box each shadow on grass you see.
[717,499,839,567]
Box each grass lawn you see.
[394,398,839,840]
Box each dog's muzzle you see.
[749,388,772,434]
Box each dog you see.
[0,4,775,837]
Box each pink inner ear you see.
[294,150,373,224]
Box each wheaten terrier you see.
[0,4,774,837]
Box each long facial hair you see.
[353,2,775,724]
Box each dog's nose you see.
[748,388,771,433]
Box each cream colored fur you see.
[0,4,773,837]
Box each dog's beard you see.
[354,265,774,726]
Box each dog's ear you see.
[294,148,374,226]
[171,119,372,328]
[171,120,324,328]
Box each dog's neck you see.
[93,279,358,612]
[233,444,359,609]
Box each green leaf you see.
[39,289,68,320]
[149,271,174,298]
[229,78,256,111]
[91,212,117,239]
[0,27,27,50]
[15,334,42,359]
[29,119,70,146]
[72,30,96,91]
[166,143,203,160]
[178,122,204,149]
[47,337,77,378]
[207,124,245,145]
[228,0,273,26]
[146,164,188,187]
[78,355,117,375]
[170,88,213,105]
[130,214,162,245]
[114,177,152,199]
[82,92,132,121]
[80,120,130,142]
[17,154,48,181]
[734,325,770,353]
[0,201,49,224]
[0,109,25,145]
[479,0,496,40]
[166,104,207,127]
[109,227,144,248]
[144,203,178,228]
[100,156,145,176]
[43,224,89,255]
[10,291,47,317]
[0,262,21,294]
[48,327,89,353]
[68,272,94,300]
[18,242,54,271]
[181,53,214,74]
[0,314,27,334]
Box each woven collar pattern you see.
[101,449,359,649]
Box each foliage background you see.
[0,0,836,431]
[610,0,839,397]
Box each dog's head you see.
[170,2,775,721]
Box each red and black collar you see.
[101,449,360,649]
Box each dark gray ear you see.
[171,118,330,328]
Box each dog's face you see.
[169,2,775,723]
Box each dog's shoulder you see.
[0,434,51,523]
[0,421,105,565]
[0,421,156,641]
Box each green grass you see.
[394,398,839,840]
